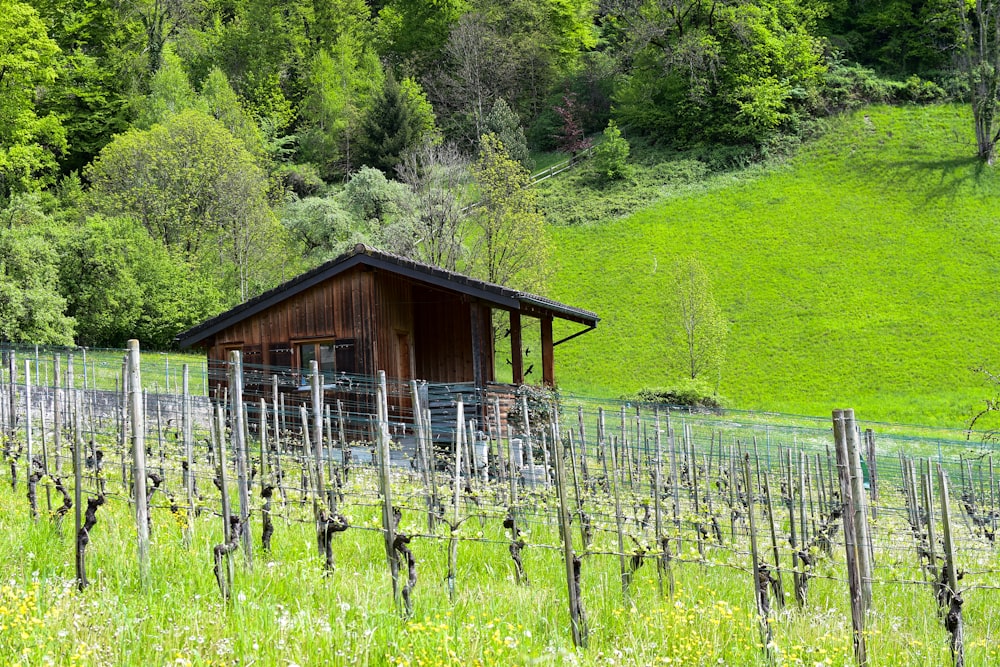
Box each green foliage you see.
[359,75,423,175]
[32,0,138,174]
[58,215,224,348]
[275,162,326,198]
[206,0,309,131]
[133,249,225,349]
[85,109,279,303]
[280,195,367,264]
[200,68,266,157]
[631,381,724,410]
[396,140,471,270]
[136,48,203,129]
[344,167,411,224]
[59,215,143,346]
[312,0,374,49]
[592,120,630,181]
[822,0,959,77]
[667,256,728,382]
[470,134,548,290]
[819,57,947,113]
[0,1,66,198]
[376,0,468,64]
[506,383,558,438]
[342,166,419,255]
[0,207,73,344]
[297,39,384,177]
[484,98,531,169]
[612,0,826,147]
[955,0,1000,161]
[399,77,438,145]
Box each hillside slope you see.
[547,104,1000,426]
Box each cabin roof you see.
[175,243,599,348]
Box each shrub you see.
[629,381,724,412]
[592,120,631,181]
[276,163,325,198]
[507,384,559,438]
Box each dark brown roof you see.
[175,243,599,348]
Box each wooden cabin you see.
[174,244,598,432]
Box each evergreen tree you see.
[483,98,531,169]
[359,75,421,175]
[298,38,384,177]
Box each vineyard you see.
[2,343,1000,666]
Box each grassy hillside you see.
[545,104,1000,427]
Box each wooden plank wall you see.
[373,271,415,382]
[202,269,500,409]
[412,284,474,383]
[207,267,376,379]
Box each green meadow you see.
[546,104,1000,428]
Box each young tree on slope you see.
[958,0,1000,163]
[469,133,548,292]
[668,256,728,383]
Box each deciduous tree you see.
[609,0,825,146]
[297,38,383,177]
[0,213,74,344]
[86,109,279,302]
[483,98,530,168]
[957,0,1000,162]
[397,140,471,270]
[0,2,66,198]
[469,133,548,291]
[667,256,727,382]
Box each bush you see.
[592,120,630,181]
[819,57,949,114]
[628,381,724,412]
[507,384,558,438]
[276,163,325,198]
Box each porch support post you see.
[541,316,554,387]
[470,300,484,392]
[510,311,524,385]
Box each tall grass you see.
[2,462,1000,666]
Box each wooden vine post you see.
[608,427,628,603]
[653,411,673,598]
[844,409,873,609]
[73,386,84,589]
[410,380,436,532]
[938,463,964,667]
[864,429,878,522]
[24,359,36,520]
[310,361,326,509]
[553,419,587,647]
[182,364,195,544]
[742,453,773,655]
[213,403,238,599]
[53,354,61,476]
[832,409,867,667]
[128,340,151,589]
[376,371,401,608]
[228,350,253,568]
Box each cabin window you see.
[297,339,356,382]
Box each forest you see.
[0,0,984,349]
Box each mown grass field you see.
[545,104,1000,428]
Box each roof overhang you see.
[176,244,599,348]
